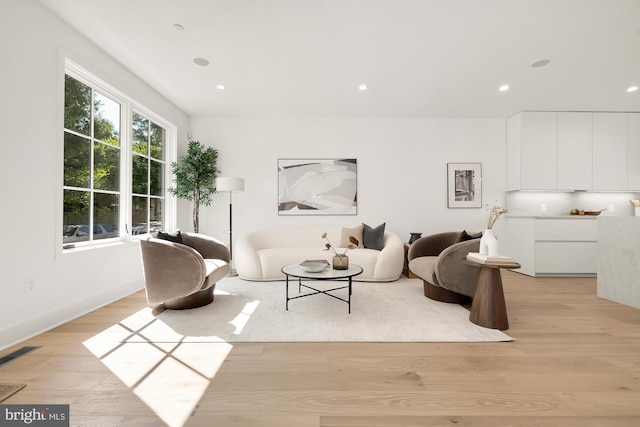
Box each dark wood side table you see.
[464,259,520,330]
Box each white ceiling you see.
[38,0,640,118]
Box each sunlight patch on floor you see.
[171,343,232,379]
[134,356,212,427]
[231,300,260,335]
[101,342,167,387]
[119,306,158,330]
[83,308,233,426]
[83,324,134,358]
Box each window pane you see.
[132,154,148,194]
[150,159,163,196]
[150,198,163,232]
[64,75,91,135]
[63,190,90,244]
[150,122,164,160]
[132,196,148,235]
[94,193,119,240]
[94,92,121,146]
[94,142,120,191]
[132,113,148,155]
[64,132,91,188]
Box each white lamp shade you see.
[216,177,245,192]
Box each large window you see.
[63,61,174,249]
[131,112,165,235]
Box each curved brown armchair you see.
[407,231,481,303]
[139,232,231,309]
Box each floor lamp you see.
[216,177,245,275]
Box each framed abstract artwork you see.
[278,158,357,215]
[447,163,482,208]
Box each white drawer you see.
[535,241,597,273]
[535,219,597,241]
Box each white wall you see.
[0,1,506,350]
[0,0,189,349]
[190,117,507,256]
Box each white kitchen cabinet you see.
[534,218,597,274]
[628,113,640,191]
[504,217,535,276]
[505,217,597,277]
[535,242,598,274]
[557,112,592,190]
[521,112,558,190]
[593,113,628,191]
[506,114,522,191]
[507,112,558,190]
[507,111,639,191]
[534,218,598,240]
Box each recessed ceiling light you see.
[216,84,225,90]
[193,57,209,67]
[358,84,367,91]
[173,24,184,31]
[499,84,510,92]
[628,86,639,93]
[531,59,551,68]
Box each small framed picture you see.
[447,163,482,208]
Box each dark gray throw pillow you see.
[157,231,183,244]
[362,223,386,250]
[454,230,482,243]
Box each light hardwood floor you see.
[1,272,639,426]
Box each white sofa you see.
[235,226,404,282]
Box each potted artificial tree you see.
[169,140,220,233]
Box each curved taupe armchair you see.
[139,232,231,309]
[407,231,481,303]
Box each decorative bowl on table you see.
[299,260,330,272]
[570,208,605,216]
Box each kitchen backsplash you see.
[505,191,640,217]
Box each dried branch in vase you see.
[486,203,508,229]
[321,232,359,255]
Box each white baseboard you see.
[0,279,144,351]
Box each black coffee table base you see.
[281,263,363,314]
[286,277,353,313]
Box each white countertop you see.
[507,215,600,219]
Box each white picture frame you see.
[447,163,482,208]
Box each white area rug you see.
[121,277,513,343]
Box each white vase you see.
[479,228,499,256]
[635,206,640,217]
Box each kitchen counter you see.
[507,215,599,219]
[505,216,598,277]
[597,217,640,309]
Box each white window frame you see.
[59,58,177,254]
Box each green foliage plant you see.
[168,140,220,233]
